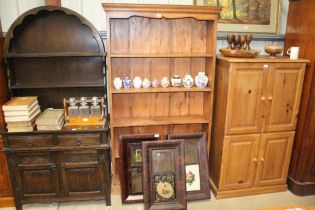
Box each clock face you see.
[156,181,174,199]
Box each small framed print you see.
[119,134,160,204]
[168,132,210,201]
[142,140,186,210]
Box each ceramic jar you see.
[142,78,151,88]
[183,74,194,88]
[133,76,142,89]
[151,79,160,88]
[161,77,170,88]
[122,76,131,88]
[195,72,208,88]
[113,77,122,90]
[171,75,182,87]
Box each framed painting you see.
[119,134,160,204]
[168,132,210,201]
[142,140,186,210]
[196,0,280,33]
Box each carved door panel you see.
[0,139,11,197]
[225,64,266,135]
[219,134,259,190]
[265,63,305,132]
[14,152,60,199]
[255,132,294,187]
[60,150,105,197]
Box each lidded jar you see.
[122,76,131,88]
[182,74,194,88]
[142,78,151,88]
[160,77,170,88]
[113,77,122,90]
[133,76,142,89]
[171,75,182,87]
[195,72,208,88]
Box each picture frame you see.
[168,132,210,201]
[142,140,186,210]
[119,134,160,204]
[196,0,281,34]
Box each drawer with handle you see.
[57,134,101,146]
[7,135,53,148]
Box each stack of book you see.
[2,97,41,132]
[36,109,64,131]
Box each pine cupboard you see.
[210,56,308,198]
[103,3,221,192]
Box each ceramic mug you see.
[287,47,299,60]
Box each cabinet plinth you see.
[210,56,308,199]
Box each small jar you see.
[113,77,122,90]
[195,72,208,88]
[122,76,131,88]
[183,74,194,88]
[161,77,170,88]
[151,78,160,88]
[171,75,182,87]
[133,76,142,89]
[142,78,151,88]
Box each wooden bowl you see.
[265,45,283,58]
[219,48,260,58]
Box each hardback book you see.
[36,109,64,126]
[7,124,35,132]
[2,96,38,111]
[4,108,41,122]
[6,113,39,127]
[37,121,64,131]
[4,103,40,116]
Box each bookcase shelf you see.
[5,52,106,58]
[11,83,105,89]
[104,3,221,191]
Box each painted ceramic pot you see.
[142,78,151,88]
[171,75,182,87]
[182,74,194,88]
[151,79,160,88]
[113,77,122,90]
[195,72,208,88]
[133,76,142,89]
[122,76,131,88]
[161,77,170,88]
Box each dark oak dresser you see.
[1,6,111,209]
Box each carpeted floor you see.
[1,191,315,210]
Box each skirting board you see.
[209,177,287,199]
[0,197,15,208]
[288,176,315,196]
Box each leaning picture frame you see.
[142,140,186,210]
[168,132,210,201]
[119,134,160,204]
[195,0,280,34]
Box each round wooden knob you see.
[260,158,265,162]
[261,96,266,101]
[268,96,273,100]
[253,158,258,162]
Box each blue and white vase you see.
[183,74,194,88]
[195,72,208,88]
[171,75,182,87]
[122,76,131,88]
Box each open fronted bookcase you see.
[103,3,221,191]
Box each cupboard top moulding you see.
[103,3,222,20]
[4,6,105,57]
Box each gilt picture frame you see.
[168,132,210,201]
[142,140,186,210]
[196,0,281,33]
[119,134,160,204]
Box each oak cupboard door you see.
[225,65,265,135]
[13,152,60,200]
[265,64,305,132]
[60,150,106,197]
[219,134,259,191]
[0,139,11,197]
[255,132,295,187]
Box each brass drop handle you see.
[76,139,81,146]
[268,96,273,101]
[51,163,56,171]
[261,96,266,101]
[28,141,33,147]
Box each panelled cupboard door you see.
[219,134,259,191]
[255,132,295,187]
[0,140,11,197]
[225,64,266,135]
[265,63,305,132]
[13,152,60,199]
[60,150,105,197]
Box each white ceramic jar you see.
[142,78,151,88]
[113,77,122,90]
[195,72,208,88]
[171,75,182,87]
[182,74,194,88]
[133,76,142,88]
[161,77,170,88]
